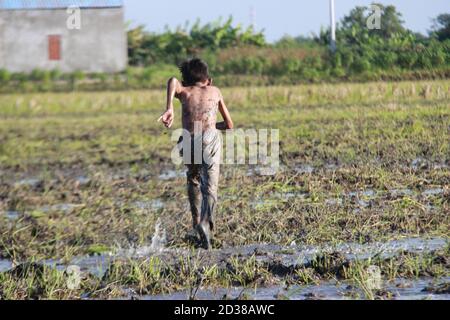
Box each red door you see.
[48,35,61,60]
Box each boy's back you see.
[177,85,222,134]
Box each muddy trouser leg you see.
[200,131,221,231]
[186,164,202,229]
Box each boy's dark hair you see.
[179,58,210,86]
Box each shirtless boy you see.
[159,58,234,249]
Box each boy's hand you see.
[158,109,174,128]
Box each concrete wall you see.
[0,8,127,73]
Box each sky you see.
[124,0,449,42]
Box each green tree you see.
[127,25,147,66]
[340,4,406,42]
[430,14,450,41]
[0,69,11,84]
[127,18,265,66]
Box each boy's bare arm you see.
[158,77,183,128]
[216,98,234,130]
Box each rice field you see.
[0,80,448,300]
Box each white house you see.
[0,0,127,73]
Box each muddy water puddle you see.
[0,255,115,278]
[289,160,449,176]
[243,162,415,177]
[14,178,43,189]
[158,169,186,181]
[204,237,449,268]
[1,184,444,223]
[247,187,446,209]
[422,188,446,196]
[74,176,91,186]
[3,237,446,278]
[0,237,447,300]
[1,203,82,221]
[143,278,450,300]
[141,277,450,300]
[1,210,20,221]
[410,158,449,170]
[7,184,440,218]
[38,203,82,213]
[0,259,12,273]
[5,161,448,190]
[133,199,165,210]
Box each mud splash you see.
[150,220,167,253]
[56,221,168,277]
[115,220,168,258]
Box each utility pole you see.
[330,0,336,52]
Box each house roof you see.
[0,0,123,10]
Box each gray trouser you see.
[184,130,221,230]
